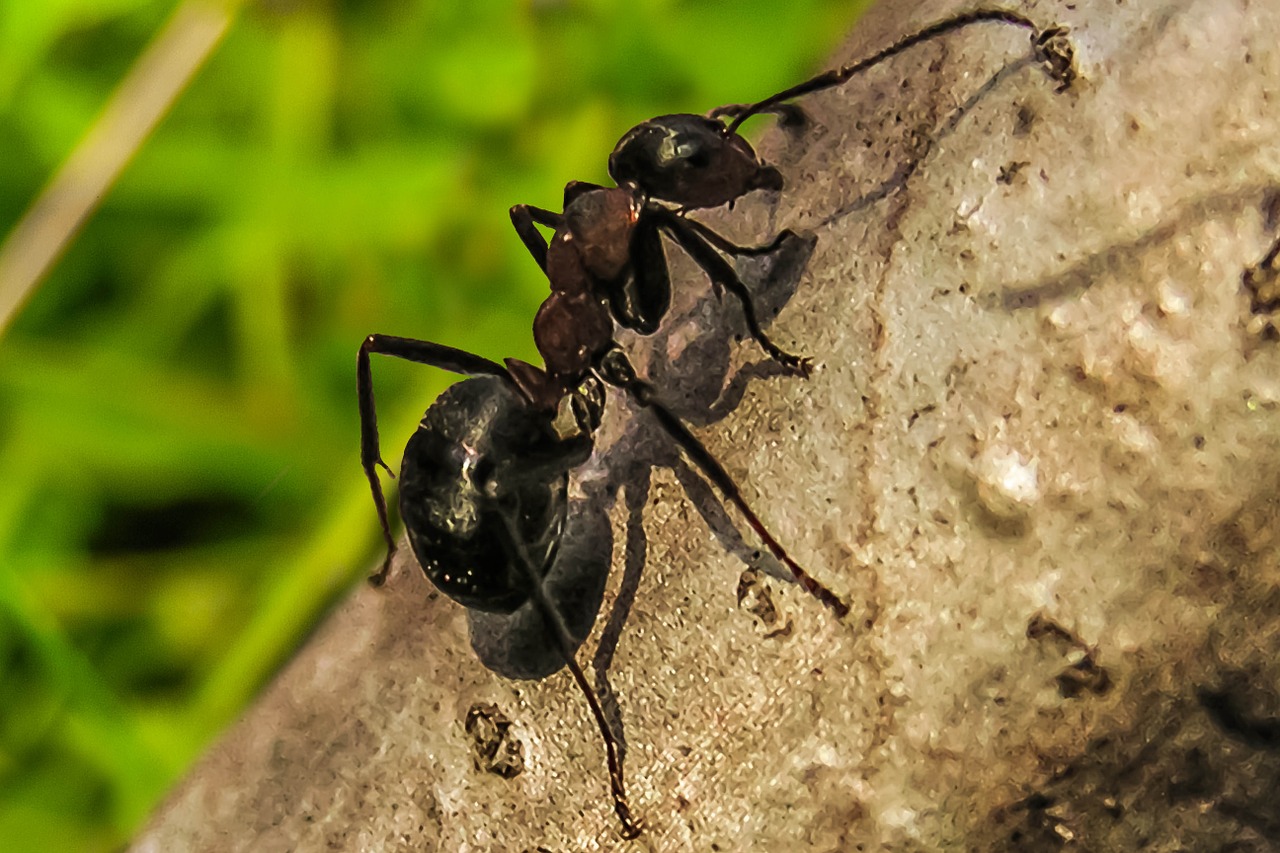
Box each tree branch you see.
[133,1,1280,849]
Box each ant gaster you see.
[358,8,1076,839]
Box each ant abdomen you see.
[398,377,586,614]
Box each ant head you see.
[608,114,782,209]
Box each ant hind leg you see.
[597,349,846,618]
[357,334,511,585]
[494,511,642,839]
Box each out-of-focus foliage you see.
[0,0,866,849]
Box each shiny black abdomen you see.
[399,377,569,613]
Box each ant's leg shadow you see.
[667,456,795,587]
[590,469,653,764]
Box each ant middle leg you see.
[357,334,511,584]
[596,348,846,618]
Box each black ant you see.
[357,7,1076,839]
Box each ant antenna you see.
[726,9,1074,135]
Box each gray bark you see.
[132,0,1280,849]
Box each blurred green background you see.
[0,0,867,849]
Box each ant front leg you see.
[357,334,511,585]
[509,204,564,274]
[510,183,608,278]
[563,180,606,206]
[657,212,813,376]
[675,212,798,259]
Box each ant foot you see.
[368,550,395,587]
[776,353,813,378]
[756,335,812,377]
[616,803,643,840]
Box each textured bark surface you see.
[132,0,1280,850]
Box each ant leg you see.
[494,512,642,839]
[675,212,797,258]
[358,334,510,585]
[509,204,563,274]
[597,349,848,619]
[726,9,1074,133]
[659,215,813,376]
[509,184,609,275]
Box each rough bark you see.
[132,0,1280,850]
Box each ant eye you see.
[658,134,709,170]
[680,144,711,169]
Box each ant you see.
[358,7,1076,839]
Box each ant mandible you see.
[357,7,1076,839]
